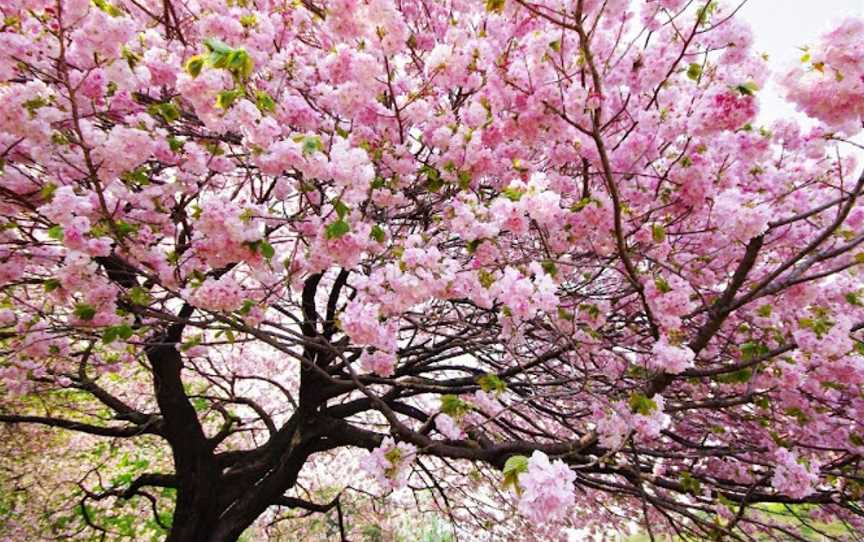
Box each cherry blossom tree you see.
[1,0,864,540]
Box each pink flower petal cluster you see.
[516,451,576,524]
[713,189,772,243]
[341,300,396,352]
[359,349,396,377]
[782,17,864,134]
[695,88,758,135]
[190,199,264,267]
[434,413,465,441]
[94,126,155,181]
[185,275,244,312]
[644,275,696,331]
[772,449,819,499]
[650,336,695,374]
[594,396,671,450]
[359,437,417,493]
[793,314,854,359]
[491,266,559,323]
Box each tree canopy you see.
[1,0,864,540]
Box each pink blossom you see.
[341,300,396,352]
[185,275,244,312]
[644,274,696,331]
[516,451,576,524]
[359,349,396,377]
[94,126,156,181]
[434,413,465,440]
[782,17,864,133]
[772,449,819,499]
[359,437,417,493]
[792,314,854,359]
[0,309,16,328]
[696,88,758,135]
[650,336,695,374]
[713,189,772,242]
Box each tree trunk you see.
[164,494,254,542]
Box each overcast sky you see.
[737,0,864,123]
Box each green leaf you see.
[477,374,506,394]
[740,341,769,361]
[325,220,350,240]
[485,0,505,13]
[73,303,97,321]
[102,324,133,344]
[120,46,140,70]
[370,225,386,243]
[148,102,181,123]
[259,240,275,260]
[255,90,275,113]
[715,368,753,384]
[686,63,702,81]
[114,221,137,238]
[299,135,323,156]
[756,304,772,317]
[570,197,592,212]
[697,1,717,26]
[784,406,809,425]
[651,224,666,243]
[185,55,206,78]
[180,335,202,352]
[167,136,185,153]
[735,81,759,96]
[238,299,255,315]
[215,89,242,110]
[47,225,64,241]
[22,97,49,120]
[502,186,524,202]
[478,269,495,289]
[654,276,671,294]
[557,306,575,321]
[128,287,150,305]
[39,182,58,202]
[440,394,470,417]
[422,165,443,191]
[628,392,657,416]
[679,471,702,495]
[226,49,254,79]
[549,40,561,53]
[333,199,350,219]
[203,37,233,55]
[44,278,61,293]
[501,454,528,492]
[457,170,472,190]
[92,0,123,16]
[540,260,558,277]
[799,311,833,338]
[121,166,150,187]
